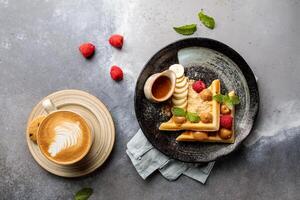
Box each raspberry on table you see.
[110,66,123,81]
[79,42,95,58]
[109,34,124,49]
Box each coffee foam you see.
[48,121,82,157]
[38,111,91,164]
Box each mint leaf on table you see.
[171,107,186,117]
[198,9,215,29]
[186,112,200,123]
[75,188,93,200]
[173,24,197,35]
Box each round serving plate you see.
[134,38,259,163]
[26,90,115,177]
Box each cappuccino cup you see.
[36,99,92,165]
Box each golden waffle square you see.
[159,79,221,131]
[176,103,235,143]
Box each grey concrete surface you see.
[0,0,299,199]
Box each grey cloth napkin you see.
[126,129,215,184]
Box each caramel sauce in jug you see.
[151,76,171,99]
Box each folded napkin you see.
[126,129,215,184]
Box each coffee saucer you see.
[26,90,115,177]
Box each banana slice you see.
[176,101,188,109]
[176,77,188,88]
[173,90,188,99]
[174,83,189,94]
[228,91,235,97]
[176,76,185,83]
[172,97,187,106]
[169,64,184,78]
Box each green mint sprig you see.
[75,188,93,200]
[186,112,200,123]
[171,107,200,123]
[173,24,197,35]
[198,9,215,29]
[213,94,240,109]
[173,9,216,35]
[171,107,186,117]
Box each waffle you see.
[159,79,221,131]
[176,101,235,143]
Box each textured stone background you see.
[0,0,299,199]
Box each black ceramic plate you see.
[134,38,259,163]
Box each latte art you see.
[38,111,91,165]
[48,121,82,157]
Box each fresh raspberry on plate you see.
[192,80,206,93]
[220,115,233,129]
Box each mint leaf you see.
[198,10,215,29]
[214,93,240,109]
[230,95,240,105]
[223,94,230,103]
[186,112,200,123]
[171,107,186,117]
[224,100,234,110]
[222,94,232,109]
[213,94,224,103]
[75,188,93,200]
[173,24,197,35]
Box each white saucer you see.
[26,90,115,177]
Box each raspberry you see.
[192,80,206,93]
[79,43,95,58]
[109,34,123,49]
[110,66,123,81]
[220,115,233,129]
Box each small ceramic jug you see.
[144,70,176,103]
